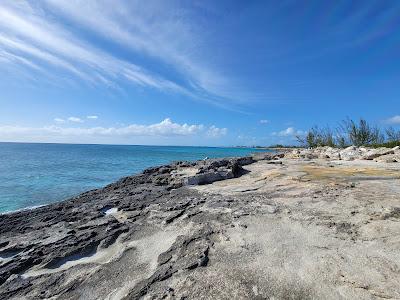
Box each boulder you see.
[284,149,301,159]
[362,148,395,160]
[339,147,363,161]
[252,152,284,161]
[374,154,400,163]
[298,149,318,159]
[184,157,252,186]
[282,146,399,163]
[345,146,357,151]
[320,147,341,160]
[184,169,234,185]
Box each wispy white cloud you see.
[0,35,91,81]
[259,119,269,124]
[68,117,83,123]
[0,48,44,72]
[0,1,194,96]
[0,0,251,108]
[42,0,235,102]
[54,118,65,123]
[87,115,98,119]
[384,115,400,125]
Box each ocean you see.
[0,142,270,213]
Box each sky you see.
[0,0,400,146]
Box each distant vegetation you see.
[296,118,400,148]
[267,144,301,149]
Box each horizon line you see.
[0,140,269,149]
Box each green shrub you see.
[370,141,400,148]
[340,118,383,146]
[298,118,399,148]
[297,126,335,148]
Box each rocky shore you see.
[286,145,400,162]
[1,147,400,299]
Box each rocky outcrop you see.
[374,154,400,163]
[339,146,365,161]
[137,157,260,188]
[252,152,285,161]
[1,150,400,299]
[362,148,395,160]
[0,154,285,299]
[184,157,253,186]
[285,145,400,162]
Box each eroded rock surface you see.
[287,145,400,162]
[1,152,400,299]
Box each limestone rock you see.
[374,154,400,163]
[339,146,363,161]
[362,148,395,160]
[282,146,400,162]
[252,152,284,161]
[1,153,400,299]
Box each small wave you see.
[0,204,48,215]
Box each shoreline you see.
[1,147,400,299]
[0,154,263,216]
[0,204,48,216]
[0,144,272,215]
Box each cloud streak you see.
[385,115,400,125]
[0,2,196,96]
[0,1,248,108]
[54,118,65,123]
[42,0,237,103]
[68,117,83,123]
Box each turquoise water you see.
[0,143,270,213]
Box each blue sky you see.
[0,0,400,146]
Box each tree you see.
[296,126,335,148]
[340,118,382,146]
[386,127,400,142]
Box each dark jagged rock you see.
[124,226,214,300]
[184,157,253,185]
[0,156,261,299]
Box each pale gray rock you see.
[319,147,341,160]
[285,146,400,162]
[339,147,363,161]
[374,153,400,163]
[362,148,395,160]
